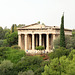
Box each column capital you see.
[46,33,49,35]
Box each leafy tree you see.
[42,54,75,75]
[3,26,10,39]
[11,24,17,33]
[0,40,4,47]
[0,26,4,39]
[54,35,71,49]
[42,23,45,25]
[0,60,13,75]
[18,70,34,75]
[17,24,25,28]
[6,31,18,46]
[48,47,70,60]
[14,56,43,72]
[60,13,66,47]
[37,21,40,24]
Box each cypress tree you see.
[60,13,66,47]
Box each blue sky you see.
[0,0,75,29]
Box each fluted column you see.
[18,34,21,48]
[39,34,42,46]
[53,34,55,41]
[32,34,34,50]
[25,34,27,50]
[53,34,55,49]
[46,34,49,50]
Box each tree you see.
[11,24,17,33]
[18,70,34,75]
[42,53,75,75]
[37,21,40,24]
[60,13,66,47]
[36,46,45,54]
[17,24,25,28]
[54,35,71,49]
[0,27,4,39]
[0,60,13,75]
[6,31,18,46]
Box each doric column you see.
[32,34,34,50]
[53,34,55,49]
[39,34,42,46]
[46,34,49,50]
[18,34,21,48]
[36,35,38,47]
[53,34,55,41]
[25,34,27,50]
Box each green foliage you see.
[37,21,40,24]
[3,26,10,39]
[0,47,7,61]
[60,13,66,47]
[5,47,26,63]
[11,24,17,33]
[0,47,26,63]
[0,60,13,75]
[6,31,18,46]
[54,35,74,49]
[2,39,9,47]
[14,56,43,72]
[36,46,45,54]
[0,40,4,47]
[17,24,25,28]
[54,36,60,49]
[42,49,75,75]
[18,70,34,75]
[0,27,4,39]
[11,45,21,49]
[36,46,45,50]
[34,67,44,75]
[48,47,70,59]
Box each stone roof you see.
[17,23,72,31]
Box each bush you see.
[48,47,70,60]
[18,70,34,75]
[34,67,44,75]
[6,31,18,46]
[0,47,7,61]
[0,47,26,63]
[0,60,13,75]
[11,45,21,49]
[0,40,4,47]
[14,56,43,72]
[54,35,72,49]
[36,46,45,50]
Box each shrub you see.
[14,56,43,72]
[48,47,70,60]
[0,47,7,61]
[18,70,34,75]
[5,47,26,63]
[0,40,4,47]
[0,60,13,75]
[0,47,26,63]
[11,45,21,49]
[36,46,45,54]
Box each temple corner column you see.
[46,34,49,50]
[32,34,35,50]
[18,34,21,49]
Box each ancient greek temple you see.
[17,23,72,54]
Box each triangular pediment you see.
[21,23,46,29]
